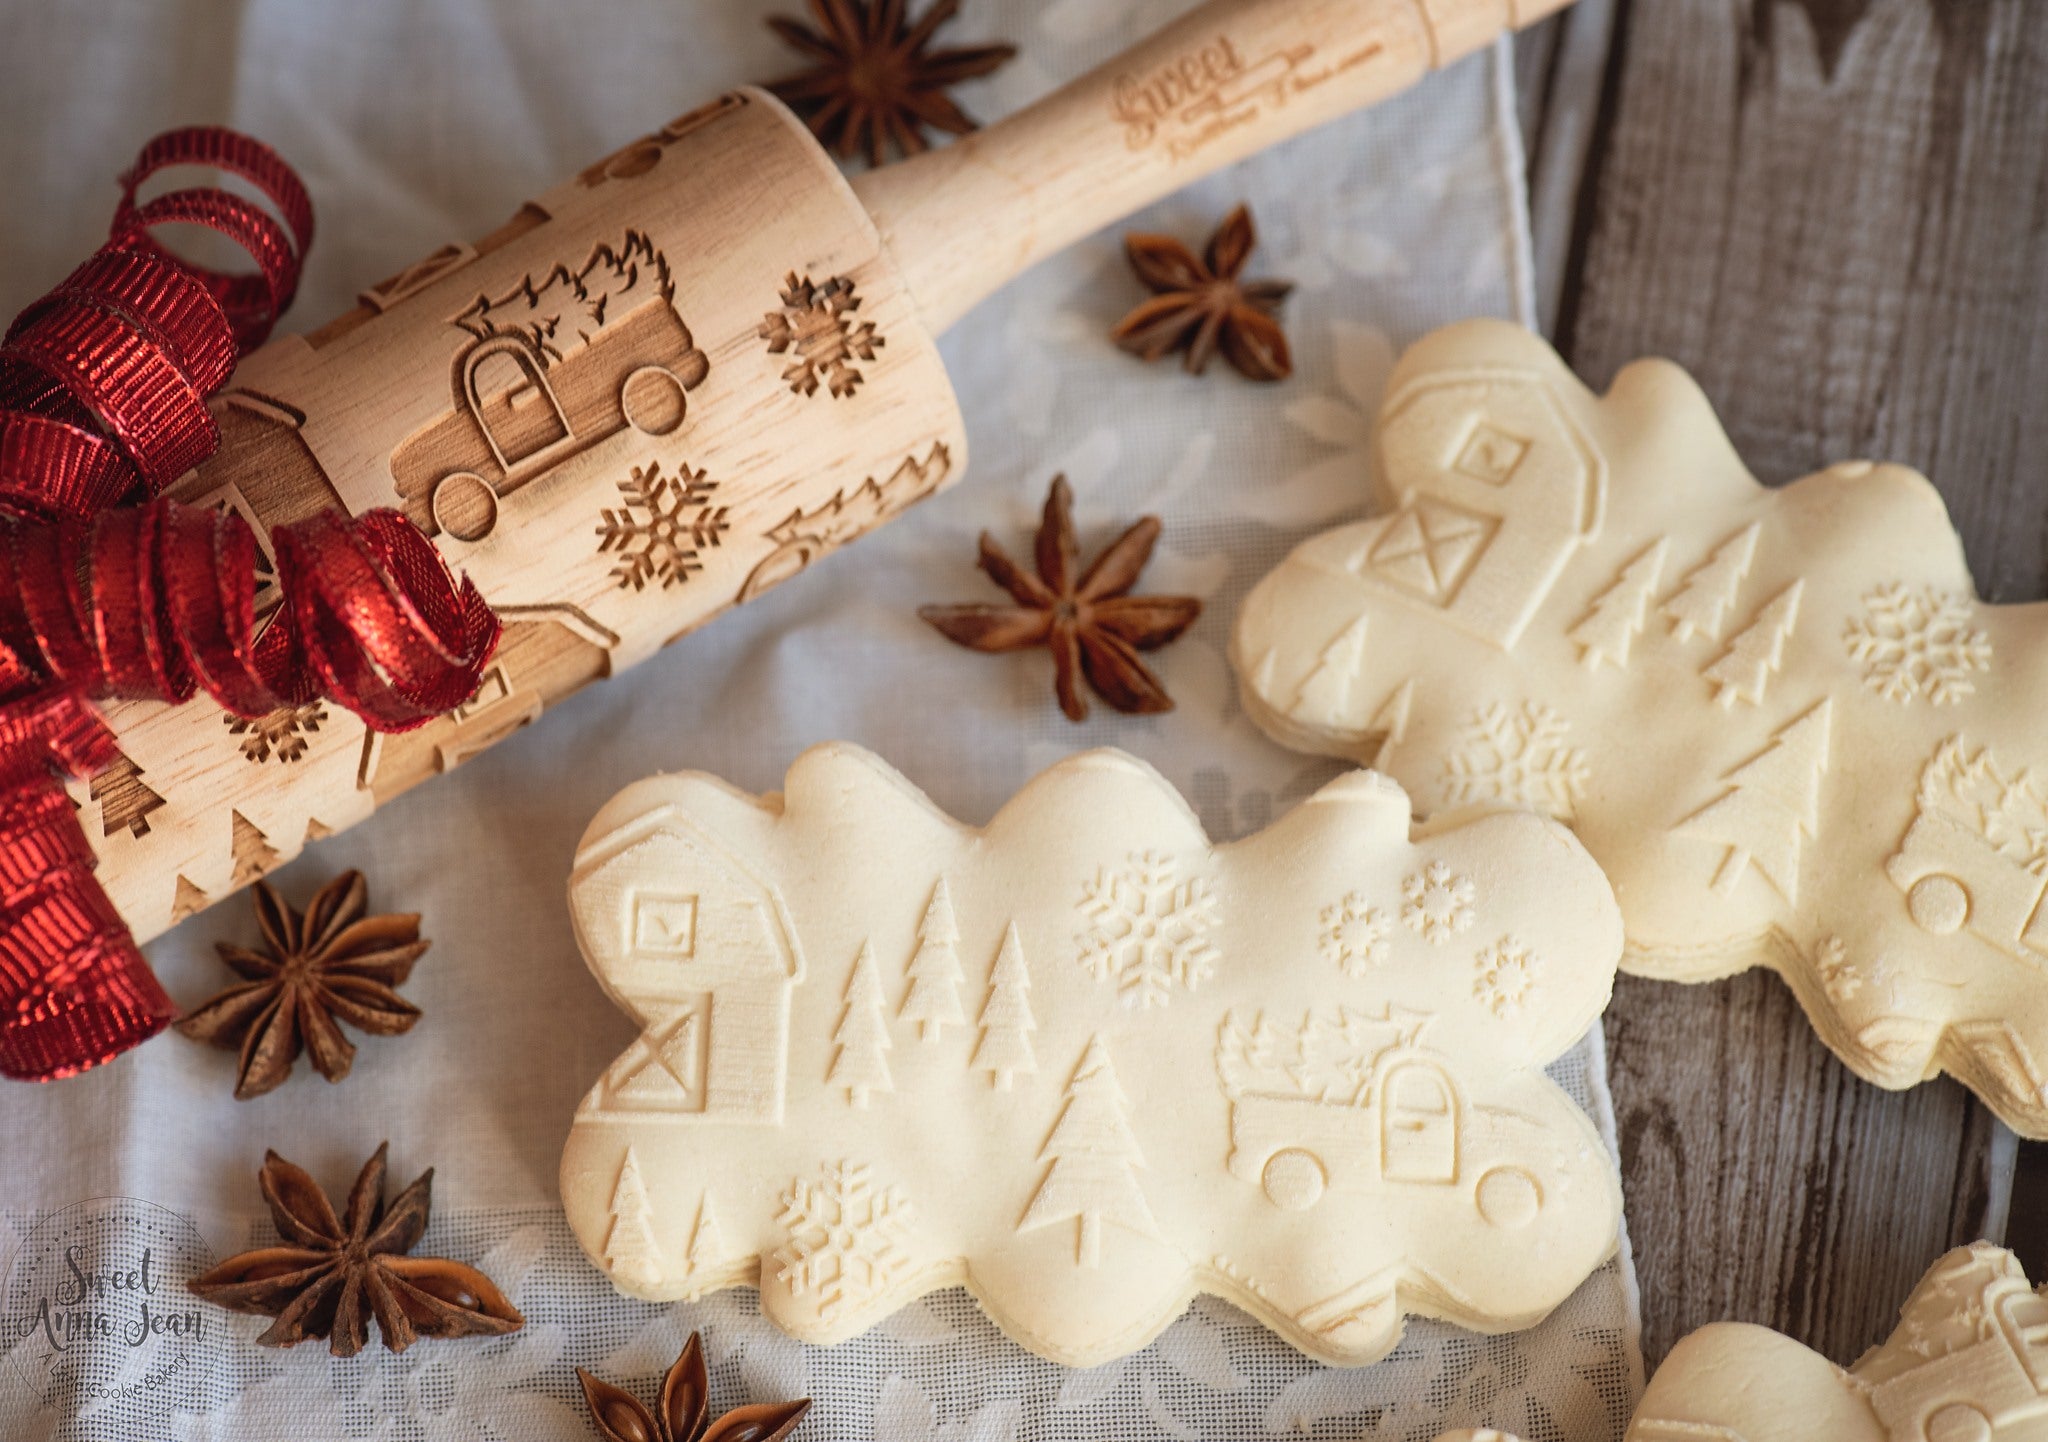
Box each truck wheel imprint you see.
[431,472,499,543]
[622,359,705,437]
[1925,1402,1992,1442]
[1262,1149,1326,1210]
[1475,1167,1541,1230]
[1907,873,1970,935]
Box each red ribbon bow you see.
[0,127,501,1081]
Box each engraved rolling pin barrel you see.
[95,0,1569,942]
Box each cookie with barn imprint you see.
[558,742,1623,1367]
[1232,318,2048,1138]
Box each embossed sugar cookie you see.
[559,743,1623,1367]
[1623,1243,2048,1441]
[1232,318,2048,1136]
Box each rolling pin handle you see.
[853,0,1575,336]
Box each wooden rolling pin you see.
[88,0,1569,942]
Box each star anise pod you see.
[1111,204,1294,381]
[579,1332,811,1442]
[189,1144,523,1357]
[919,475,1201,722]
[765,0,1017,168]
[176,870,427,1100]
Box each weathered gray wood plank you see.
[1515,0,1619,335]
[1550,0,2045,1369]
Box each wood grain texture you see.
[1514,0,1618,335]
[1548,0,2047,1370]
[88,93,972,947]
[857,0,1575,335]
[83,0,1585,957]
[1606,973,2007,1368]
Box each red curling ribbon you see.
[0,126,500,1082]
[0,688,165,1081]
[0,500,500,726]
[111,125,314,353]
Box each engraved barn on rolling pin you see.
[1231,318,2048,1138]
[83,91,967,946]
[558,744,1625,1368]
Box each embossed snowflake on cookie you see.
[559,743,1624,1367]
[1231,318,2048,1137]
[1624,1243,2048,1441]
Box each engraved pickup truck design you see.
[390,230,709,542]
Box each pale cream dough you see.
[558,742,1624,1366]
[1233,318,2048,1137]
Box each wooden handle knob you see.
[854,0,1572,335]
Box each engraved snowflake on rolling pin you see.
[595,462,731,591]
[759,273,882,399]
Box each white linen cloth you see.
[0,2,1642,1438]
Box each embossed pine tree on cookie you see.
[604,1147,665,1290]
[971,922,1036,1089]
[1018,1036,1159,1267]
[830,943,894,1106]
[898,877,965,1040]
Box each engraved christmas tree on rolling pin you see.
[89,0,1571,948]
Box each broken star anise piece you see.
[176,870,428,1100]
[579,1331,811,1442]
[919,474,1202,722]
[1111,204,1295,381]
[764,0,1017,168]
[189,1144,523,1358]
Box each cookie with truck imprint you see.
[558,741,1623,1367]
[1626,1243,2048,1442]
[1232,318,2048,1136]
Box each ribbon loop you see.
[112,125,314,353]
[0,126,499,1082]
